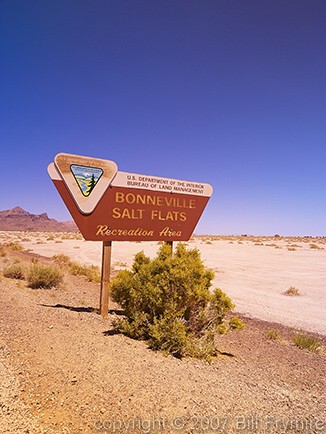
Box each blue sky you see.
[1,0,325,236]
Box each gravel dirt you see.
[0,237,325,434]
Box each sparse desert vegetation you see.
[4,240,24,251]
[0,232,325,433]
[3,260,26,280]
[283,286,301,296]
[27,263,64,289]
[1,242,101,289]
[52,253,101,282]
[267,329,279,340]
[0,231,325,334]
[265,328,323,354]
[293,333,321,352]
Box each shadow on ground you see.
[40,303,99,314]
[40,304,125,316]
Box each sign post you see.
[48,153,213,318]
[100,241,112,318]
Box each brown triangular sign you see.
[54,153,118,214]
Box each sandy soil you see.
[5,232,326,335]
[0,233,325,434]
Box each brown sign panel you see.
[48,154,213,242]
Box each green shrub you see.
[111,243,237,360]
[149,311,189,357]
[229,315,245,330]
[293,333,321,352]
[283,286,300,296]
[3,261,26,280]
[53,255,101,282]
[5,241,23,251]
[52,253,72,267]
[267,330,279,340]
[69,262,101,283]
[27,263,64,289]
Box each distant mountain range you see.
[0,206,78,232]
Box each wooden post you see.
[100,241,112,319]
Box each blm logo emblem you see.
[53,153,118,215]
[70,165,103,197]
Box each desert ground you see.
[7,232,326,335]
[0,232,325,433]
